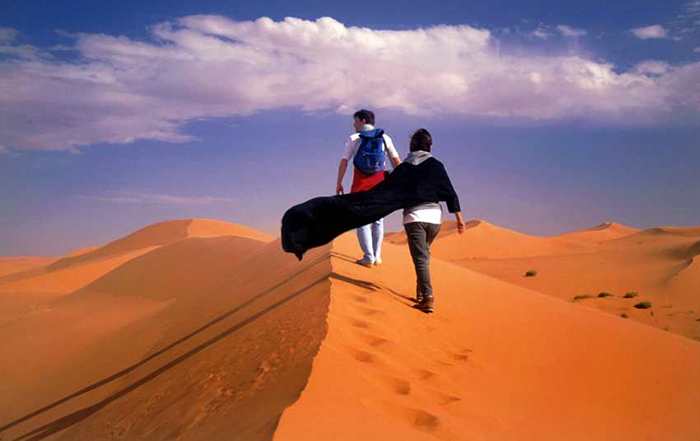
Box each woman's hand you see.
[455,212,466,234]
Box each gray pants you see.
[404,222,441,299]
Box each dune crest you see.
[558,221,639,242]
[0,218,272,296]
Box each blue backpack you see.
[353,128,387,174]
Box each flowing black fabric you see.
[281,157,460,260]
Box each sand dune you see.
[47,218,272,271]
[0,222,328,441]
[424,221,700,340]
[0,256,57,278]
[0,218,272,296]
[2,219,699,441]
[275,234,700,441]
[557,221,639,242]
[389,219,595,260]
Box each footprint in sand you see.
[403,408,440,432]
[415,369,437,381]
[362,335,390,348]
[355,305,385,317]
[351,348,377,363]
[349,318,370,329]
[450,348,472,362]
[427,388,462,405]
[384,376,412,395]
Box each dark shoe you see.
[415,293,423,303]
[413,296,434,313]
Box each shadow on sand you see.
[2,252,331,441]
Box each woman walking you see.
[402,129,465,313]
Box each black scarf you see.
[281,157,461,260]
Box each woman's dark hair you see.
[410,128,432,152]
[353,109,375,125]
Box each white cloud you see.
[695,47,700,52]
[634,60,672,75]
[0,16,698,151]
[556,25,587,37]
[531,25,552,39]
[77,191,238,205]
[631,24,668,39]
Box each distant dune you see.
[417,220,700,340]
[388,219,597,259]
[557,221,640,242]
[1,218,699,441]
[0,256,57,278]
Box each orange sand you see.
[1,218,699,441]
[0,256,57,278]
[425,220,700,340]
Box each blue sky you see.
[1,1,699,255]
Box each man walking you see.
[336,109,401,267]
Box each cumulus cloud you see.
[0,16,699,151]
[631,24,668,39]
[77,191,238,205]
[557,25,587,37]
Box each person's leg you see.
[405,222,432,303]
[426,223,441,247]
[356,224,375,265]
[420,222,441,303]
[371,218,384,264]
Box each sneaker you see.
[413,296,434,313]
[415,293,423,303]
[373,258,383,266]
[355,257,374,268]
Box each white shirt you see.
[403,203,443,225]
[341,124,400,162]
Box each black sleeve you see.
[435,161,461,213]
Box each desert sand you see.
[389,219,700,341]
[1,218,699,440]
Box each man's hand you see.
[336,159,348,196]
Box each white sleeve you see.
[383,134,400,159]
[342,136,358,161]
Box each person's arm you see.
[336,158,348,195]
[383,134,402,169]
[337,136,356,195]
[454,211,465,234]
[434,161,464,233]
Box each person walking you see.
[402,128,465,313]
[336,109,401,267]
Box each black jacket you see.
[281,157,461,260]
